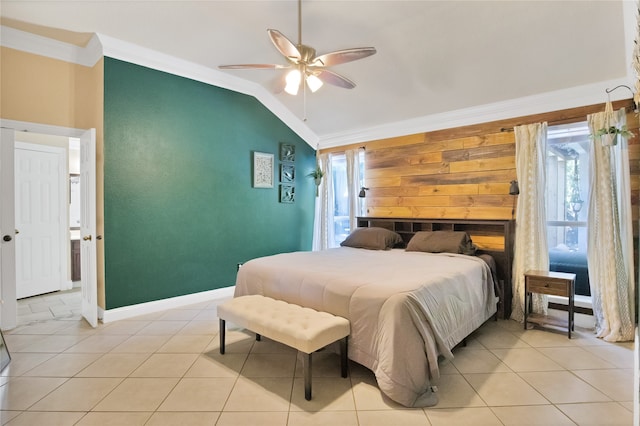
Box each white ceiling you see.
[0,1,635,148]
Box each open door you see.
[0,129,17,330]
[80,129,97,327]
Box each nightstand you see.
[524,270,576,338]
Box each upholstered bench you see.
[218,295,351,400]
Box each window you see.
[546,122,592,299]
[330,151,365,247]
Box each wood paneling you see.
[322,100,640,226]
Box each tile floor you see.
[0,291,634,425]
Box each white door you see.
[14,143,66,299]
[0,129,17,329]
[80,129,97,327]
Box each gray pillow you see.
[340,227,403,250]
[406,231,477,255]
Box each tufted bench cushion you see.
[218,295,350,400]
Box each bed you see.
[234,217,514,407]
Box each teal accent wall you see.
[103,57,316,310]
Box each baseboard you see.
[99,286,235,323]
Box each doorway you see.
[0,121,97,330]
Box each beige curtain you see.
[511,123,549,322]
[312,153,334,251]
[587,107,635,342]
[345,148,363,233]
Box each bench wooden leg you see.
[340,337,348,378]
[219,319,226,355]
[303,352,312,400]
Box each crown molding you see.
[318,77,635,149]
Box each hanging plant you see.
[594,125,634,146]
[308,166,324,196]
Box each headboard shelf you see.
[357,217,514,319]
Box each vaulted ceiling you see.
[1,1,635,148]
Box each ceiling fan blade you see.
[267,29,301,61]
[315,69,356,89]
[218,64,290,70]
[312,47,376,67]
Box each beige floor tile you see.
[491,404,576,425]
[290,377,355,411]
[473,329,530,349]
[425,407,502,426]
[430,374,486,408]
[450,348,511,374]
[135,320,189,335]
[293,351,346,378]
[518,329,577,347]
[0,377,67,410]
[22,353,102,377]
[192,310,218,321]
[249,338,297,355]
[518,371,610,404]
[490,348,564,372]
[2,335,46,352]
[64,334,130,353]
[357,409,430,426]
[184,353,246,378]
[98,320,151,335]
[5,411,85,425]
[0,353,55,377]
[157,334,213,353]
[206,330,255,354]
[241,353,296,377]
[18,334,86,353]
[223,377,293,412]
[287,410,359,426]
[0,411,21,425]
[437,357,459,375]
[29,377,122,411]
[573,368,634,401]
[131,353,198,377]
[158,377,236,411]
[351,375,406,410]
[74,411,152,425]
[92,377,179,412]
[145,411,220,426]
[464,372,548,406]
[8,320,77,336]
[76,353,149,377]
[158,309,201,321]
[557,402,633,425]
[176,320,218,335]
[582,344,634,369]
[216,411,288,426]
[109,334,172,353]
[537,346,617,370]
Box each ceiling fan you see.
[219,0,376,96]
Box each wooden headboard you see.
[357,217,515,319]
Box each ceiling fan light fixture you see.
[306,73,323,93]
[285,69,301,95]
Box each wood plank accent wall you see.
[321,100,640,242]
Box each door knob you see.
[83,235,92,241]
[2,235,11,242]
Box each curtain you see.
[345,148,362,233]
[511,122,549,322]
[312,153,334,251]
[587,107,635,342]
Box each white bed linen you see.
[234,247,497,407]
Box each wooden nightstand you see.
[524,270,576,338]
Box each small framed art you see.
[253,151,274,188]
[280,143,295,162]
[280,164,295,183]
[280,184,295,203]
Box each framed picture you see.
[280,184,295,203]
[280,164,295,183]
[280,143,295,162]
[253,152,274,188]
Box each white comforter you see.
[234,247,497,407]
